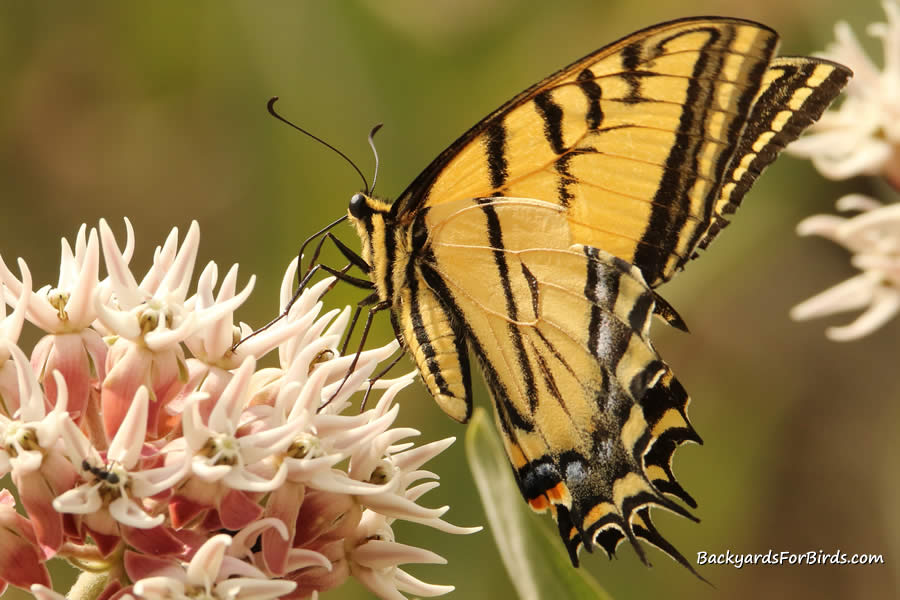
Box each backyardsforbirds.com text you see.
[697,549,885,568]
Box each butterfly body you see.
[344,17,850,569]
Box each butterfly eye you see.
[349,193,368,219]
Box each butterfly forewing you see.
[694,57,852,256]
[346,16,850,572]
[395,19,785,285]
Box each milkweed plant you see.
[0,218,480,600]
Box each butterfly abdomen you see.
[349,193,476,422]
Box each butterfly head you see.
[347,192,393,241]
[347,192,396,299]
[348,192,371,220]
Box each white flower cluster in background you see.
[788,0,900,184]
[789,1,900,340]
[0,219,478,600]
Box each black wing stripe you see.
[485,120,509,190]
[478,199,540,412]
[555,153,576,208]
[633,25,730,280]
[407,260,454,399]
[533,90,567,154]
[633,25,778,284]
[576,68,604,129]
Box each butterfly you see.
[333,17,850,571]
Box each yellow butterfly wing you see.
[347,16,850,570]
[419,197,701,568]
[391,18,850,286]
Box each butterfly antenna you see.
[267,97,370,194]
[368,123,383,194]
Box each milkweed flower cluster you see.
[0,219,478,600]
[788,1,900,340]
[791,196,900,340]
[787,0,900,185]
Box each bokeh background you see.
[0,1,896,599]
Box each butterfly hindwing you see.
[393,258,474,423]
[416,197,700,566]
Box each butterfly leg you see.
[294,215,351,281]
[231,261,370,351]
[320,297,391,411]
[358,346,407,412]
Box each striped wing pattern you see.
[416,197,701,568]
[346,17,850,571]
[392,18,850,287]
[694,57,852,256]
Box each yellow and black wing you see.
[347,16,850,571]
[416,196,702,568]
[391,17,850,287]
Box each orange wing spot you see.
[545,481,572,505]
[529,495,551,512]
[529,482,572,512]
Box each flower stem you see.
[68,570,112,600]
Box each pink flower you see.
[0,490,51,594]
[0,258,33,418]
[0,220,475,599]
[126,534,296,600]
[1,225,108,424]
[53,385,187,556]
[0,350,77,557]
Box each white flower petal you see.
[0,259,42,335]
[285,548,332,571]
[353,539,447,569]
[158,221,200,301]
[99,218,144,308]
[811,138,891,179]
[64,227,100,328]
[394,568,455,597]
[795,214,848,239]
[134,576,188,599]
[788,2,900,183]
[353,568,409,600]
[108,496,164,529]
[836,193,885,212]
[214,578,297,600]
[130,460,189,497]
[107,386,149,467]
[186,533,231,588]
[826,286,900,341]
[391,437,455,472]
[223,461,288,492]
[52,483,103,514]
[791,272,880,321]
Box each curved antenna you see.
[267,97,370,194]
[367,123,383,195]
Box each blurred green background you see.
[0,1,896,599]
